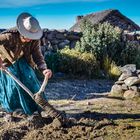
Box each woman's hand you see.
[43,69,52,79]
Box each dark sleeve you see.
[31,41,47,72]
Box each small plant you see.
[103,56,121,79]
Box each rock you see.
[118,71,133,81]
[136,70,140,75]
[56,33,65,39]
[40,29,81,52]
[110,84,124,97]
[41,111,49,118]
[124,76,140,86]
[119,64,136,73]
[47,32,55,40]
[66,35,81,40]
[52,118,63,129]
[51,39,60,45]
[58,40,70,49]
[115,81,124,85]
[121,84,128,91]
[0,111,6,117]
[129,86,138,92]
[138,74,140,79]
[123,90,140,99]
[87,101,92,105]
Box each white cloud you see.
[0,0,110,8]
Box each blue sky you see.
[0,0,140,29]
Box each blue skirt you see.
[0,57,43,115]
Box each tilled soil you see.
[0,97,140,140]
[0,79,140,140]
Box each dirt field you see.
[0,96,140,140]
[0,79,140,140]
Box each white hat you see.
[16,12,43,40]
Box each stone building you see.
[70,9,140,32]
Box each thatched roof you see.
[70,9,140,32]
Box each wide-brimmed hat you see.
[16,12,43,40]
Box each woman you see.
[0,12,63,121]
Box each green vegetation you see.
[75,20,123,66]
[103,56,121,79]
[45,20,140,79]
[121,41,140,68]
[45,47,99,78]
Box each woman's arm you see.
[31,41,52,78]
[0,57,2,68]
[31,41,47,72]
[0,33,10,68]
[0,57,5,69]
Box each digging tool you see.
[1,66,61,118]
[2,66,48,102]
[1,64,68,128]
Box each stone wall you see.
[40,29,139,56]
[123,31,140,41]
[40,29,82,55]
[0,29,5,33]
[0,28,82,55]
[110,64,140,99]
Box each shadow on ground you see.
[67,111,140,121]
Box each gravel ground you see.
[44,79,114,100]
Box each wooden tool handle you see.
[38,76,48,94]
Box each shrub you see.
[121,41,140,68]
[44,20,140,79]
[75,20,123,67]
[57,47,99,78]
[44,52,59,73]
[103,56,121,79]
[44,48,99,78]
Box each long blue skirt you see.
[0,57,43,115]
